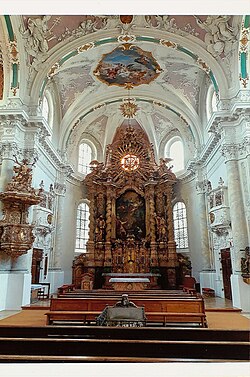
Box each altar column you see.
[165,185,177,265]
[145,182,157,266]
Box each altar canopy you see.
[73,119,179,289]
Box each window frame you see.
[75,201,90,253]
[164,136,185,174]
[77,141,94,175]
[173,201,189,250]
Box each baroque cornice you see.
[221,138,250,161]
[209,110,250,135]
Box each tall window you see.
[78,142,92,174]
[75,202,90,253]
[173,202,189,249]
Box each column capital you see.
[54,182,66,196]
[221,143,238,161]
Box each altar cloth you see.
[109,278,150,283]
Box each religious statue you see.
[95,215,106,242]
[154,213,167,241]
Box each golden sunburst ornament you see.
[120,99,139,118]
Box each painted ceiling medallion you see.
[93,44,162,87]
[120,15,133,24]
[120,99,139,118]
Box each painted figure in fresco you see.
[94,45,161,87]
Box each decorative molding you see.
[0,142,19,160]
[221,143,239,161]
[54,182,67,196]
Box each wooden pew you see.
[45,296,207,327]
[0,337,248,361]
[57,291,197,300]
[0,325,249,342]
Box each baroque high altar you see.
[73,120,179,290]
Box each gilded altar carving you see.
[76,120,178,289]
[0,158,42,258]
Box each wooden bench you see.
[45,311,101,325]
[0,337,248,361]
[146,312,207,327]
[1,325,249,342]
[45,296,207,327]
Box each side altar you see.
[72,119,179,290]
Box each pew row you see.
[0,337,248,361]
[0,325,248,341]
[45,297,207,327]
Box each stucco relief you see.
[54,65,95,116]
[151,113,175,143]
[84,115,108,143]
[160,62,203,111]
[194,16,239,57]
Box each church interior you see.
[0,13,249,363]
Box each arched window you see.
[78,142,92,174]
[42,95,49,121]
[75,202,90,253]
[165,138,184,173]
[41,91,54,140]
[206,85,217,120]
[173,202,189,249]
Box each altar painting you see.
[116,190,145,240]
[94,45,161,87]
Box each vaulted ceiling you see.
[0,15,245,164]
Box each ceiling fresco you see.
[93,44,162,87]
